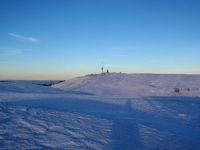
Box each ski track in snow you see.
[0,73,200,149]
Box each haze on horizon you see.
[0,0,200,80]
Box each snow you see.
[0,73,200,149]
[53,73,200,97]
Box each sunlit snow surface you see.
[1,73,200,149]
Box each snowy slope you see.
[1,73,200,149]
[53,73,200,97]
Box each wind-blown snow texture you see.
[1,73,200,149]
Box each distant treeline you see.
[38,80,65,87]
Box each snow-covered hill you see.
[53,73,200,97]
[1,73,200,149]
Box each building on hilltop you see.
[101,62,109,76]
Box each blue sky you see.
[0,0,200,80]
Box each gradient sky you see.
[0,0,200,80]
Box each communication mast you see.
[101,62,103,73]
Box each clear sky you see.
[0,0,200,80]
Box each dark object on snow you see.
[38,80,65,87]
[0,80,13,83]
[187,88,191,91]
[38,83,53,86]
[174,88,183,93]
[57,80,65,84]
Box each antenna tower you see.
[102,62,103,73]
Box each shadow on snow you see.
[1,96,200,149]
